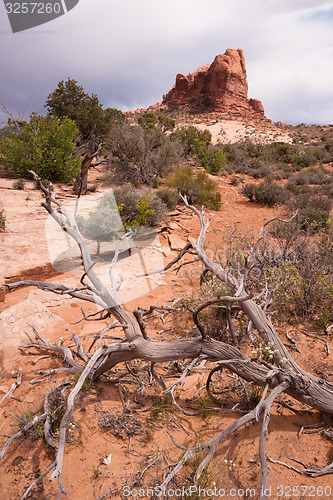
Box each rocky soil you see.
[1,140,333,499]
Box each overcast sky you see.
[1,0,333,125]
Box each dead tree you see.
[2,172,333,500]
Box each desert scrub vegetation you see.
[166,165,221,210]
[0,209,5,231]
[223,135,333,181]
[253,220,333,324]
[106,113,183,185]
[286,193,333,231]
[0,113,81,182]
[3,172,333,500]
[241,180,288,206]
[171,126,226,174]
[156,188,180,209]
[78,184,168,241]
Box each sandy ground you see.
[1,154,333,499]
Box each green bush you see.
[242,181,288,206]
[289,194,333,231]
[171,127,225,174]
[272,250,333,322]
[241,183,256,202]
[107,121,182,184]
[254,181,288,206]
[156,189,180,209]
[0,209,5,231]
[198,146,226,174]
[166,166,221,210]
[78,186,168,241]
[171,126,211,156]
[0,114,80,182]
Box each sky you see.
[0,0,333,125]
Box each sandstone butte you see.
[162,48,266,117]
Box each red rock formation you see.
[274,121,295,128]
[163,48,265,117]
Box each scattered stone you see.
[168,234,187,251]
[168,222,181,231]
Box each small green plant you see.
[156,188,180,209]
[87,184,98,192]
[10,408,44,441]
[150,395,175,420]
[196,394,214,418]
[241,385,264,409]
[91,464,101,479]
[182,448,215,500]
[12,178,25,190]
[71,371,90,391]
[111,184,168,228]
[230,176,240,186]
[251,342,277,363]
[0,209,5,231]
[78,185,168,241]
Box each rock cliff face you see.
[163,48,265,117]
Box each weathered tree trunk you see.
[73,153,91,195]
[73,135,103,196]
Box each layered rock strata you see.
[163,48,265,117]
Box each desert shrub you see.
[286,178,312,195]
[262,142,295,163]
[172,126,211,157]
[156,189,180,209]
[171,127,225,174]
[317,182,333,199]
[0,209,5,231]
[166,166,221,210]
[291,149,316,168]
[108,184,167,227]
[287,167,331,190]
[198,146,226,174]
[78,185,168,241]
[251,165,274,179]
[229,176,240,186]
[241,183,256,202]
[253,221,333,322]
[253,181,288,206]
[288,194,333,231]
[107,121,183,185]
[0,114,80,182]
[242,181,287,206]
[272,252,333,322]
[12,178,25,190]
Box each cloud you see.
[0,0,332,125]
